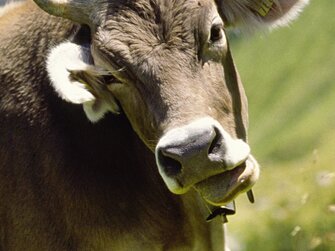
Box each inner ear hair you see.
[68,67,103,96]
[68,67,120,114]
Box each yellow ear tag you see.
[256,0,275,17]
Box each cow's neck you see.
[43,102,214,248]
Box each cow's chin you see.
[194,155,260,206]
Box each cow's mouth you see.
[155,117,260,207]
[194,155,259,206]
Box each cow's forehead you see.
[94,0,219,71]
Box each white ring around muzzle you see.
[155,117,251,194]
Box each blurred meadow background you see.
[227,0,335,250]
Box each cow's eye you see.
[103,74,118,85]
[199,18,226,62]
[209,23,223,43]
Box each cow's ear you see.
[47,41,120,122]
[216,0,309,29]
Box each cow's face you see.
[87,1,256,204]
[91,1,247,149]
[39,0,308,205]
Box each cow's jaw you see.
[155,117,260,206]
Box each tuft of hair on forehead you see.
[157,0,201,45]
[100,0,211,63]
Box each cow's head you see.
[36,0,308,206]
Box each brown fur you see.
[0,1,225,250]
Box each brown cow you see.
[0,0,308,250]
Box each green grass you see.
[227,0,335,250]
[229,131,335,251]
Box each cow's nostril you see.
[208,127,222,156]
[158,150,182,177]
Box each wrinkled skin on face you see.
[91,0,248,148]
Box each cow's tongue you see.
[194,155,259,206]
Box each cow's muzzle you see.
[155,117,259,205]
